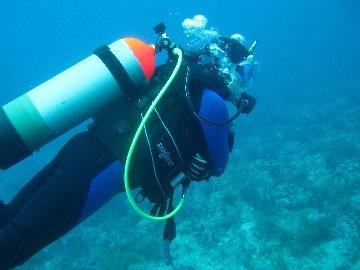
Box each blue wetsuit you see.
[0,64,232,269]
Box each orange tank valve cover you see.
[123,38,156,81]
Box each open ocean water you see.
[0,1,359,269]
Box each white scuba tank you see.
[0,37,155,169]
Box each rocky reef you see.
[1,81,359,269]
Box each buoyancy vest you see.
[92,61,230,203]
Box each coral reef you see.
[1,81,359,269]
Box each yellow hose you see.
[124,47,184,221]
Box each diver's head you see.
[191,34,257,101]
[181,15,258,124]
[182,15,258,103]
[214,36,249,64]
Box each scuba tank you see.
[0,38,155,170]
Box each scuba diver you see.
[0,23,258,269]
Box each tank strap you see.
[94,45,137,99]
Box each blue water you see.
[0,1,359,269]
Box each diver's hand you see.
[235,92,257,114]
